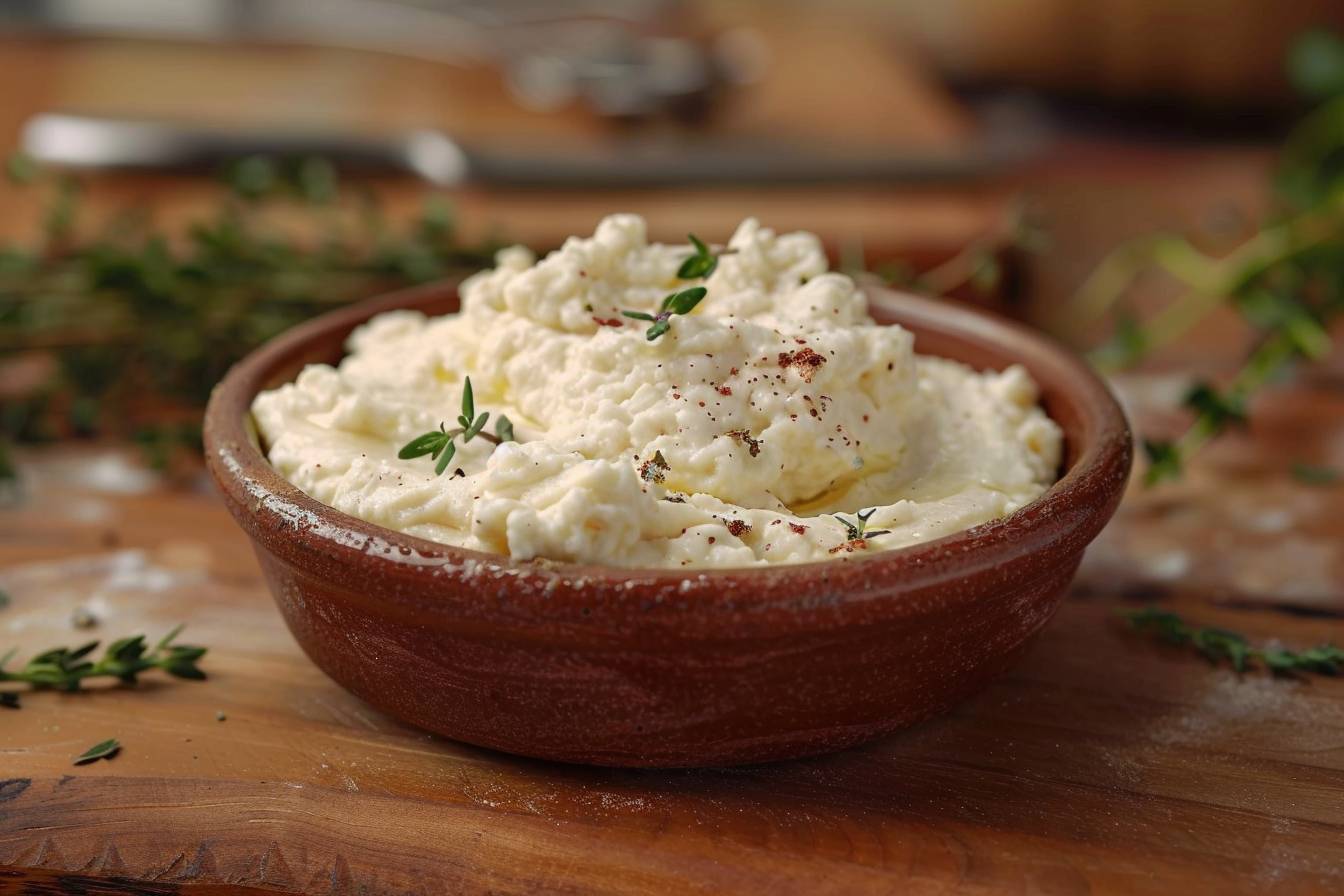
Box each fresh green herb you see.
[1122,607,1344,676]
[1083,30,1344,484]
[1142,439,1185,486]
[0,156,503,471]
[74,738,121,765]
[1291,462,1340,485]
[866,197,1047,296]
[622,286,708,341]
[833,507,891,542]
[1134,380,1255,484]
[0,625,207,705]
[398,377,513,476]
[676,233,735,280]
[1182,382,1248,430]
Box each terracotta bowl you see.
[204,282,1131,768]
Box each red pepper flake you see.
[788,522,808,535]
[725,519,752,537]
[726,429,762,457]
[708,536,716,544]
[592,316,623,327]
[829,538,867,554]
[716,385,732,396]
[730,366,740,375]
[777,347,826,382]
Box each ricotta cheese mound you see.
[252,215,1062,568]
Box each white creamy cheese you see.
[252,215,1062,568]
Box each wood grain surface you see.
[2,353,1343,894]
[3,11,1343,894]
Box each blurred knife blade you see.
[21,113,1042,188]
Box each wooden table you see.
[3,13,1343,894]
[2,354,1343,895]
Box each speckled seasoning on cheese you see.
[251,215,1062,568]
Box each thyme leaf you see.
[74,738,121,765]
[676,233,735,279]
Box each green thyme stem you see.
[1122,607,1344,676]
[1079,203,1341,330]
[1153,329,1302,480]
[0,627,207,705]
[436,425,503,447]
[915,244,999,296]
[1128,216,1339,363]
[0,154,502,466]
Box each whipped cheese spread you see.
[252,215,1061,568]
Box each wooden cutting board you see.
[3,359,1343,895]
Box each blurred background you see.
[1,0,1343,487]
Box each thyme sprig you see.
[677,233,736,279]
[616,234,726,341]
[0,625,207,708]
[622,286,707,341]
[833,507,891,542]
[1122,607,1344,676]
[0,154,502,472]
[398,377,514,475]
[1084,30,1344,484]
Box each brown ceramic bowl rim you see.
[205,280,1130,602]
